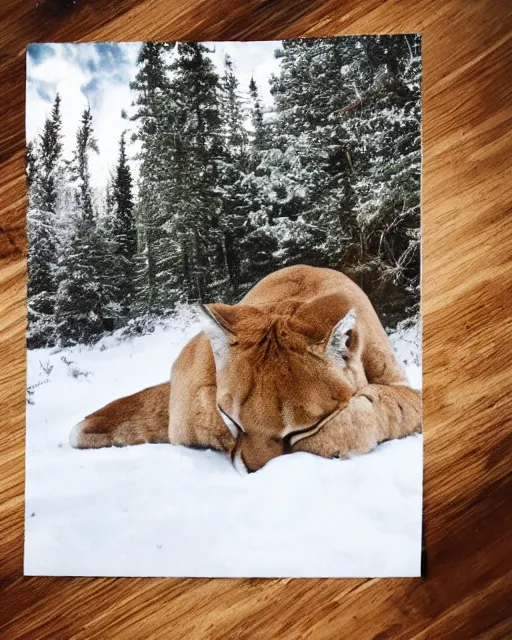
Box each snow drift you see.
[25,306,422,577]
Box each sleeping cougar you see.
[70,265,421,472]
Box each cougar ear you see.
[289,296,358,362]
[325,308,357,364]
[198,303,236,371]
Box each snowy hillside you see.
[25,306,422,577]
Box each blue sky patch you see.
[27,43,56,63]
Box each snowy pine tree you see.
[26,94,64,347]
[26,140,38,190]
[130,42,174,315]
[54,107,114,345]
[245,39,338,273]
[337,35,422,322]
[216,55,250,298]
[248,76,265,150]
[166,42,224,302]
[111,132,136,315]
[259,36,421,323]
[132,42,224,308]
[70,107,98,223]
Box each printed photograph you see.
[25,36,422,577]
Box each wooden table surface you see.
[1,0,511,638]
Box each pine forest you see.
[26,36,421,348]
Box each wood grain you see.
[1,0,511,637]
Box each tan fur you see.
[71,265,421,471]
[70,383,171,448]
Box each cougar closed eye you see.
[284,410,339,450]
[217,405,244,439]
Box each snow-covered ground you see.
[24,306,422,577]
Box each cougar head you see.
[200,295,360,472]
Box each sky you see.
[26,41,282,189]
